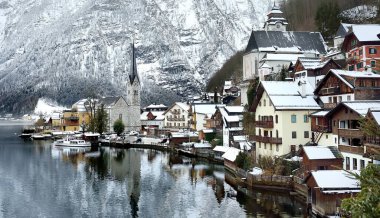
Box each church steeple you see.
[263,2,288,31]
[129,41,140,84]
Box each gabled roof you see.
[296,57,340,70]
[245,31,327,55]
[335,23,353,38]
[309,170,360,189]
[225,106,244,114]
[163,102,190,115]
[351,24,380,42]
[368,109,380,125]
[98,96,124,108]
[222,147,241,162]
[250,81,321,112]
[213,146,230,153]
[192,104,223,116]
[326,101,380,118]
[140,111,165,121]
[314,69,380,94]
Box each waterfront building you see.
[305,170,360,217]
[97,96,129,133]
[218,105,244,147]
[140,103,167,135]
[222,147,241,172]
[250,81,321,162]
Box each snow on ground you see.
[33,98,67,116]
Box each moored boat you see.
[53,138,91,147]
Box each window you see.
[304,131,309,139]
[326,134,328,139]
[360,160,365,169]
[329,97,332,103]
[119,114,122,120]
[369,48,377,54]
[264,99,266,106]
[264,143,267,149]
[353,158,357,170]
[291,115,296,123]
[333,120,336,127]
[359,79,364,87]
[347,95,351,101]
[357,62,363,69]
[303,115,309,123]
[348,65,354,71]
[292,131,297,139]
[259,142,261,148]
[371,60,376,68]
[270,144,272,150]
[339,96,342,102]
[276,144,279,152]
[346,157,350,169]
[275,115,278,124]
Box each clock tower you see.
[263,3,288,31]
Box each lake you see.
[0,122,306,217]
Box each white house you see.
[218,105,244,147]
[191,104,224,131]
[163,102,190,129]
[250,81,321,161]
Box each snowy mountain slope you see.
[0,0,273,114]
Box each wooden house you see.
[222,147,241,172]
[305,170,360,217]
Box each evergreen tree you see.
[95,104,108,135]
[113,119,125,136]
[235,152,252,171]
[315,0,341,39]
[341,164,380,217]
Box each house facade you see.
[98,96,129,133]
[341,24,380,72]
[163,102,190,129]
[251,81,321,161]
[219,106,244,147]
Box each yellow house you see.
[61,110,80,131]
[250,81,321,161]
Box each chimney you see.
[298,81,307,98]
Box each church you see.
[240,4,327,106]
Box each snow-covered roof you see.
[303,146,337,160]
[213,146,230,153]
[202,129,215,133]
[270,95,321,110]
[352,24,380,42]
[331,69,380,79]
[51,112,61,120]
[171,131,198,138]
[233,135,247,142]
[238,141,252,151]
[140,111,165,121]
[225,106,244,114]
[311,170,360,189]
[219,107,242,123]
[222,147,241,162]
[297,57,331,70]
[72,99,90,112]
[343,101,380,116]
[192,104,222,115]
[193,142,212,149]
[145,104,167,109]
[176,102,190,111]
[261,81,314,96]
[370,110,380,125]
[311,110,330,117]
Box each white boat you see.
[53,138,91,147]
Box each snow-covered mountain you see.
[0,0,274,114]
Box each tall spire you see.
[129,40,139,84]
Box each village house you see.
[363,109,380,164]
[190,104,224,131]
[326,101,380,170]
[298,146,343,179]
[250,81,321,162]
[293,57,341,89]
[305,170,360,217]
[213,146,230,161]
[218,105,244,147]
[48,112,61,130]
[341,24,380,72]
[310,110,334,146]
[61,109,81,132]
[314,69,380,109]
[222,147,241,173]
[163,102,190,130]
[240,5,327,106]
[140,103,167,135]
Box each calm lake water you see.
[0,122,306,218]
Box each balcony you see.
[321,87,340,95]
[254,135,282,144]
[339,144,364,155]
[255,120,274,128]
[338,128,363,138]
[324,103,337,109]
[65,116,79,121]
[311,125,331,133]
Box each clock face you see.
[276,23,281,29]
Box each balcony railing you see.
[65,116,79,121]
[254,135,282,144]
[324,103,337,109]
[339,144,364,155]
[311,125,331,133]
[338,128,363,138]
[255,120,274,128]
[321,87,340,95]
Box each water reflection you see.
[0,124,306,218]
